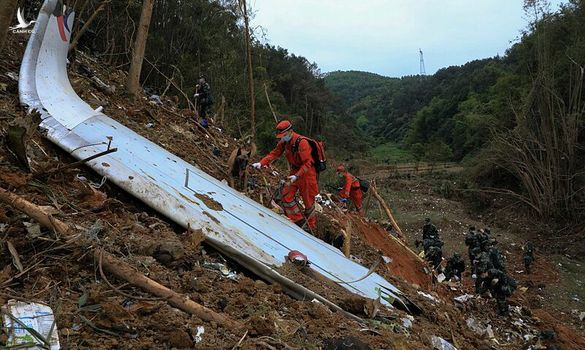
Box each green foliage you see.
[369,143,415,163]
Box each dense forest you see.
[326,0,585,220]
[5,0,584,221]
[326,1,585,166]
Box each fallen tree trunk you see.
[0,187,242,330]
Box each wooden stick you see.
[0,187,241,329]
[69,0,110,52]
[369,183,404,238]
[143,57,196,111]
[35,147,118,177]
[263,82,278,122]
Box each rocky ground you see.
[1,35,584,349]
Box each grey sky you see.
[251,0,564,77]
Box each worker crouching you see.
[336,165,363,215]
[252,120,319,230]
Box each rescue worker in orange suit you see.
[336,165,363,215]
[251,120,319,230]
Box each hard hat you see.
[336,165,345,172]
[276,120,292,138]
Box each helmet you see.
[336,165,345,173]
[275,120,292,138]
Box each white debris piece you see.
[23,222,41,237]
[437,273,446,283]
[382,256,393,264]
[2,300,60,350]
[454,294,474,303]
[401,315,414,329]
[486,324,495,339]
[466,318,486,336]
[431,335,458,350]
[417,291,439,303]
[193,325,205,344]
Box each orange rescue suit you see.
[260,132,318,229]
[339,171,363,215]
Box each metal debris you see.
[454,294,474,303]
[193,325,204,344]
[431,335,458,350]
[417,291,439,303]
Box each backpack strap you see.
[291,136,304,154]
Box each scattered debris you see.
[1,300,60,350]
[202,262,238,280]
[23,222,42,238]
[401,315,414,329]
[193,325,205,344]
[466,317,487,336]
[431,335,458,350]
[454,294,474,303]
[149,94,163,105]
[417,291,439,303]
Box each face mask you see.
[282,133,292,142]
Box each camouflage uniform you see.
[425,245,443,270]
[195,79,214,124]
[444,253,465,280]
[487,268,517,315]
[473,251,493,294]
[465,227,481,263]
[523,242,535,274]
[422,218,439,240]
[418,219,443,270]
[488,246,506,272]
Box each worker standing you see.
[336,165,363,215]
[194,76,213,128]
[252,120,319,230]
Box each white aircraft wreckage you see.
[19,0,417,317]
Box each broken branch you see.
[0,187,242,330]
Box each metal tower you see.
[419,49,426,76]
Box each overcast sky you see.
[251,0,564,77]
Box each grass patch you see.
[368,142,415,163]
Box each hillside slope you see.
[1,34,584,349]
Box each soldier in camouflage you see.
[194,76,214,127]
[473,249,493,294]
[487,268,517,315]
[422,217,439,240]
[465,226,481,264]
[487,244,506,272]
[416,218,444,271]
[444,253,465,281]
[523,241,535,274]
